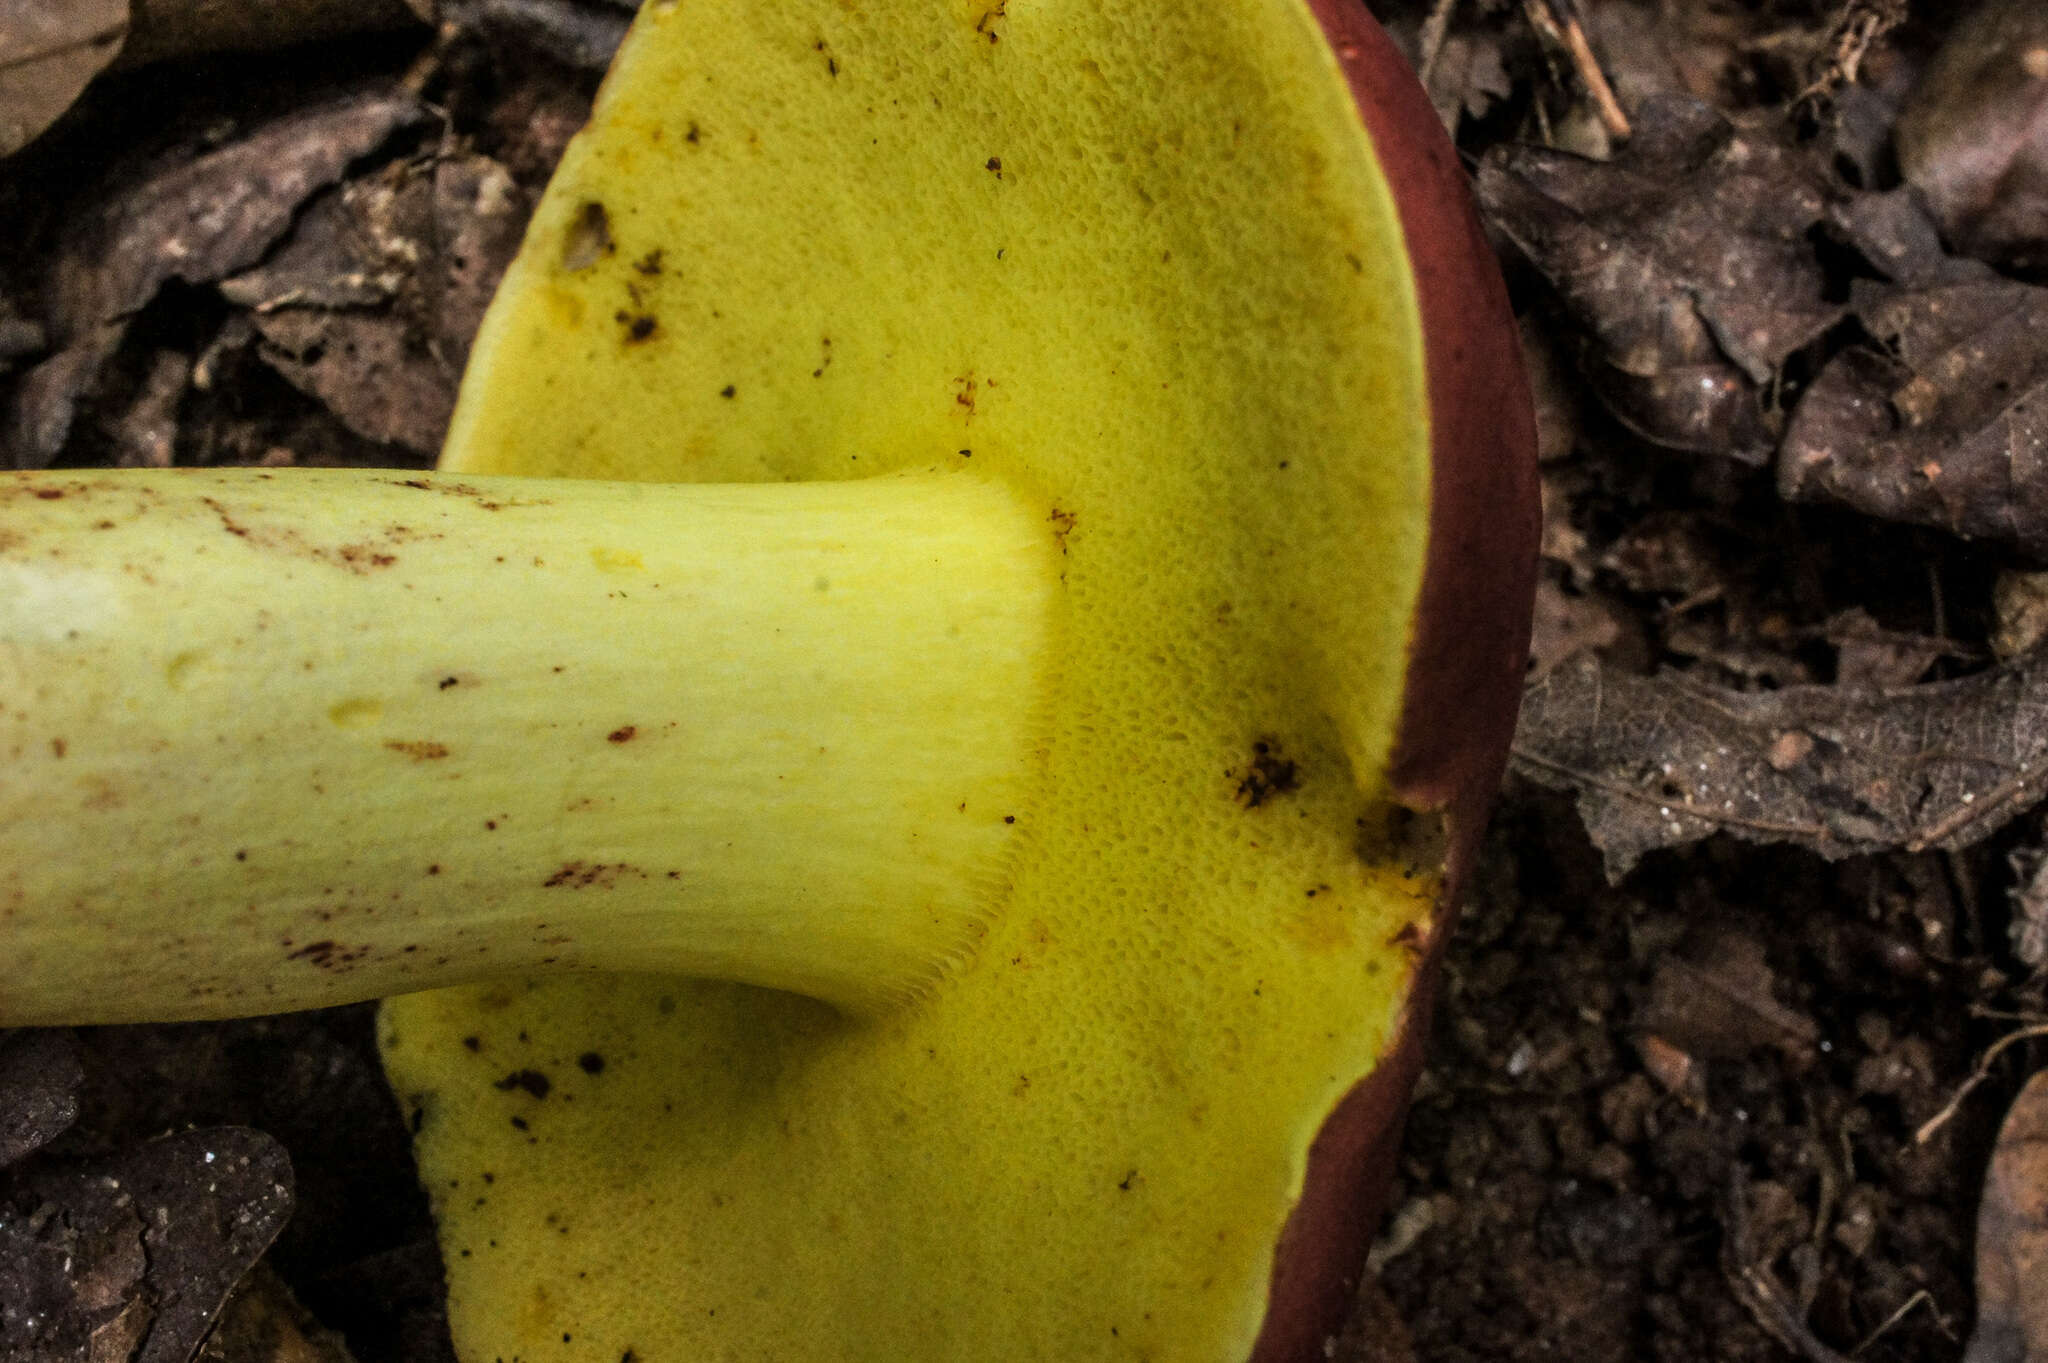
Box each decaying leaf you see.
[0,0,435,165]
[0,1029,84,1169]
[1778,278,2048,557]
[2007,847,2048,970]
[0,1128,293,1363]
[1965,1068,2048,1363]
[1825,184,1996,291]
[220,153,530,455]
[0,0,126,159]
[196,1266,357,1363]
[1638,929,1820,1068]
[119,0,423,69]
[1477,97,1841,462]
[1514,650,2048,880]
[1895,0,2048,274]
[1420,27,1514,135]
[1823,606,1956,689]
[1528,575,1628,678]
[0,294,43,377]
[3,87,426,467]
[438,0,635,72]
[1996,571,2048,661]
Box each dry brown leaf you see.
[1896,0,2048,274]
[0,1128,293,1363]
[1477,97,1841,463]
[1779,278,2048,556]
[0,0,126,158]
[2005,849,2048,969]
[0,1029,83,1169]
[1825,185,1995,290]
[2,0,432,164]
[1966,1068,2048,1363]
[197,1266,358,1363]
[220,152,530,455]
[440,0,634,72]
[120,0,422,68]
[1514,650,2048,880]
[1422,28,1514,134]
[1638,929,1820,1068]
[3,87,425,467]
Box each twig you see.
[1851,1289,1937,1355]
[1796,0,1909,109]
[1906,763,2048,851]
[1521,0,1631,142]
[1915,1021,2048,1145]
[1419,0,1461,85]
[1722,1167,1857,1363]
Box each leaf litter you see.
[4,1,2048,1361]
[0,1126,294,1363]
[4,86,427,467]
[1515,649,2048,880]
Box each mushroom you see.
[1,1,1537,1359]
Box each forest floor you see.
[3,2,2046,1361]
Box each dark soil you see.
[5,2,2047,1362]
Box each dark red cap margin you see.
[1250,5,1540,1362]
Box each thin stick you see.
[1722,1167,1856,1363]
[1523,0,1632,141]
[1915,1022,2048,1145]
[1851,1289,1937,1355]
[1419,0,1462,84]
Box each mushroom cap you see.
[380,3,1536,1360]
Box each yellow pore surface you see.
[381,1,1439,1358]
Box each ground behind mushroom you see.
[0,2,2039,1361]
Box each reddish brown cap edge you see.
[1250,6,1539,1362]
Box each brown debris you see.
[1477,98,1841,463]
[0,1128,293,1363]
[0,0,126,159]
[1419,23,1514,135]
[1966,1067,2048,1363]
[2011,846,2048,970]
[1639,929,1820,1069]
[217,152,530,456]
[1514,649,2048,879]
[4,87,426,467]
[119,0,424,69]
[1995,571,2048,661]
[1723,1167,1857,1363]
[1527,573,1627,678]
[1795,0,1908,111]
[1779,278,2048,557]
[437,0,633,73]
[195,1265,359,1363]
[1519,0,1630,143]
[1822,606,1955,689]
[0,1029,84,1169]
[1895,0,2048,274]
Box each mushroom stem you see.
[0,467,1058,1024]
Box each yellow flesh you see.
[381,1,1437,1359]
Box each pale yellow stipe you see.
[382,1,1441,1361]
[0,468,1055,1021]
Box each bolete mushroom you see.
[1,2,1537,1359]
